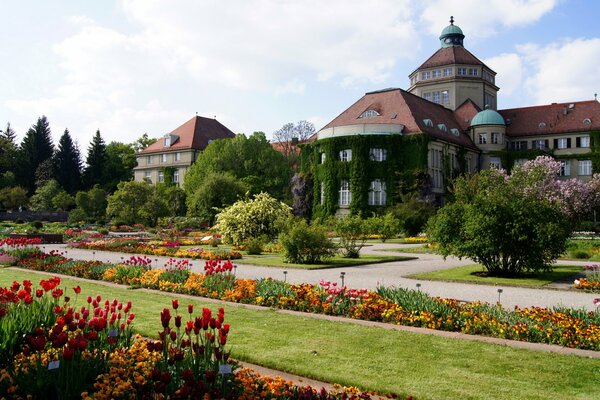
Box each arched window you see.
[360,109,380,118]
[339,149,352,162]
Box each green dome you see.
[439,17,465,48]
[440,24,464,38]
[471,109,506,126]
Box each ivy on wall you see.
[301,134,430,217]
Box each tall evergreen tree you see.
[82,129,107,189]
[17,116,55,193]
[0,122,18,186]
[54,129,82,194]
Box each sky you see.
[1,0,600,150]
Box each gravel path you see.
[42,243,600,311]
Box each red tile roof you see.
[140,116,235,154]
[416,46,493,72]
[320,88,477,149]
[499,100,600,137]
[454,99,481,131]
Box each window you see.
[158,171,164,183]
[173,169,180,183]
[410,76,417,85]
[320,182,325,205]
[579,160,592,176]
[432,91,441,104]
[489,157,502,169]
[559,160,571,177]
[430,149,443,189]
[174,152,181,161]
[484,93,496,109]
[532,139,548,150]
[423,118,433,127]
[450,128,460,137]
[478,133,487,144]
[577,136,591,148]
[457,67,467,76]
[443,67,453,77]
[466,156,472,173]
[441,90,449,104]
[510,140,527,150]
[339,149,352,162]
[147,155,153,164]
[369,148,387,162]
[368,180,387,206]
[161,154,167,163]
[144,171,152,182]
[421,71,431,80]
[555,138,570,149]
[339,180,351,206]
[423,92,432,101]
[360,109,380,118]
[432,69,442,78]
[491,132,500,144]
[437,124,447,132]
[468,68,478,76]
[320,152,326,164]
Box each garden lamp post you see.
[340,272,346,286]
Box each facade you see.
[134,115,235,186]
[302,17,600,216]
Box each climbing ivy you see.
[301,134,430,218]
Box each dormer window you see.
[437,124,447,132]
[423,118,433,127]
[163,133,179,147]
[164,135,171,147]
[360,109,380,119]
[450,128,460,137]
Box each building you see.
[301,17,600,217]
[134,115,235,186]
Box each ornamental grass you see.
[0,277,400,399]
[10,246,600,351]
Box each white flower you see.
[574,279,580,285]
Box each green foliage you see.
[427,169,571,275]
[51,191,75,211]
[53,129,82,194]
[391,193,437,236]
[103,142,136,192]
[213,192,292,245]
[334,215,368,258]
[0,186,28,211]
[279,219,337,264]
[184,132,292,202]
[74,185,107,223]
[365,212,401,242]
[17,116,55,193]
[29,180,63,211]
[82,130,107,190]
[186,171,246,225]
[244,236,265,255]
[131,133,157,152]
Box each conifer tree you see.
[0,122,18,183]
[82,129,107,190]
[17,116,55,193]
[54,129,82,194]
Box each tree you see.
[427,156,600,276]
[74,186,107,223]
[0,122,18,183]
[184,132,292,202]
[54,129,82,194]
[279,219,337,264]
[0,187,28,211]
[29,180,63,211]
[213,192,292,245]
[34,158,55,188]
[272,120,315,159]
[52,191,75,211]
[392,193,436,236]
[154,183,186,219]
[334,215,369,258]
[186,171,246,225]
[103,142,136,192]
[106,180,154,226]
[131,133,157,153]
[82,130,107,190]
[17,116,55,193]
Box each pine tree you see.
[0,122,18,178]
[17,116,55,193]
[54,129,82,194]
[82,129,107,189]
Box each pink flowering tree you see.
[427,156,600,276]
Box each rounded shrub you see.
[279,219,337,264]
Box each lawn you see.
[562,239,600,261]
[2,268,599,400]
[378,245,435,254]
[235,254,415,269]
[407,264,584,287]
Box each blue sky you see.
[1,0,599,149]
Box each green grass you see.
[235,254,415,269]
[378,246,435,254]
[407,264,584,287]
[2,268,599,400]
[561,239,600,261]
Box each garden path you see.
[43,243,600,311]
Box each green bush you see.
[279,219,337,264]
[30,220,43,230]
[392,194,436,236]
[244,237,264,255]
[570,250,591,259]
[365,212,401,242]
[334,215,368,258]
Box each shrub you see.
[334,215,368,258]
[392,193,436,236]
[571,250,591,259]
[244,237,264,255]
[279,219,337,264]
[365,212,401,242]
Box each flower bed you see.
[11,248,600,352]
[0,277,400,399]
[70,237,242,260]
[574,264,600,292]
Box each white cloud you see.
[275,79,306,95]
[484,53,523,96]
[421,0,558,40]
[520,38,600,104]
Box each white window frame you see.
[421,71,431,80]
[489,157,502,170]
[432,91,441,104]
[580,136,591,148]
[158,171,164,183]
[174,152,181,161]
[557,138,568,149]
[441,90,449,104]
[443,67,452,77]
[320,182,325,205]
[457,67,467,76]
[173,169,180,183]
[533,139,546,150]
[368,180,387,206]
[430,149,443,189]
[161,154,167,163]
[432,69,442,78]
[579,160,592,176]
[559,160,571,177]
[369,148,387,162]
[339,149,352,162]
[468,68,478,76]
[339,180,351,206]
[423,92,432,101]
[144,171,152,182]
[491,132,500,144]
[478,133,487,144]
[147,155,153,164]
[320,152,326,164]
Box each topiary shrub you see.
[279,219,337,264]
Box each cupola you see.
[439,16,465,48]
